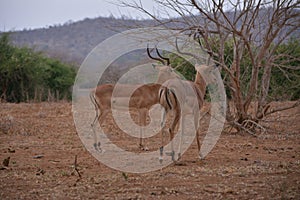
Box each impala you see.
[90,46,181,151]
[159,64,216,161]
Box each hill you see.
[9,17,153,65]
[5,9,300,68]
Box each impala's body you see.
[90,58,180,151]
[91,83,163,126]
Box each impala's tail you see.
[158,86,179,112]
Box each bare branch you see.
[117,0,300,135]
[265,100,300,116]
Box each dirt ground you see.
[0,102,299,199]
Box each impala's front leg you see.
[93,109,110,152]
[139,120,143,150]
[139,109,149,151]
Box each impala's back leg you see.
[90,92,102,152]
[159,108,166,163]
[162,88,180,162]
[165,109,180,161]
[193,110,201,159]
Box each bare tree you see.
[118,0,300,134]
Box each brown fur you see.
[159,66,208,160]
[90,65,180,149]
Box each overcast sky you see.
[0,0,160,31]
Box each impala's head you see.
[147,45,181,84]
[155,65,181,84]
[194,64,219,85]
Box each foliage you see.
[170,38,300,102]
[0,33,76,102]
[169,53,195,81]
[270,39,300,101]
[208,37,300,102]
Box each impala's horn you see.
[156,47,170,66]
[147,44,165,65]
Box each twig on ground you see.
[242,119,266,134]
[71,155,81,178]
[231,121,256,136]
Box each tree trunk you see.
[257,62,272,119]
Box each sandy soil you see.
[0,102,299,199]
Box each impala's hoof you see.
[177,153,182,160]
[199,153,205,160]
[165,151,175,161]
[143,147,149,151]
[93,142,102,152]
[159,156,163,164]
[139,145,149,151]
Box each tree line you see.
[0,34,76,102]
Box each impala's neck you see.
[156,66,179,84]
[194,71,206,94]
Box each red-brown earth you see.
[0,102,299,199]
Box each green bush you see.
[270,39,300,100]
[0,34,76,102]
